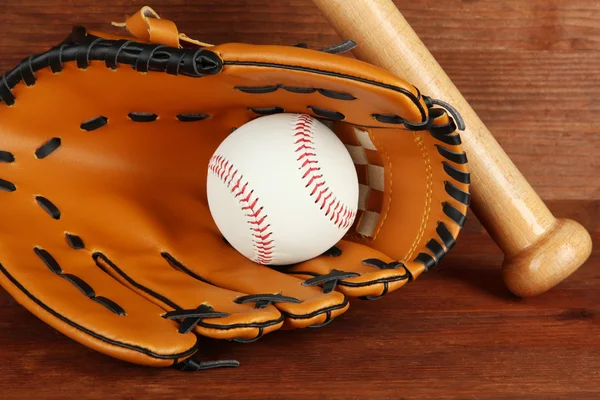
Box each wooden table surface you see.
[0,1,598,399]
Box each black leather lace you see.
[423,96,466,131]
[164,305,230,334]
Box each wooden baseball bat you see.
[313,0,593,297]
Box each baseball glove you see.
[0,7,470,370]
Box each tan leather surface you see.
[0,9,469,367]
[214,43,425,124]
[120,6,181,49]
[349,112,468,258]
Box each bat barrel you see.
[314,0,592,296]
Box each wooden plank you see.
[0,1,597,398]
[0,234,598,399]
[0,1,597,201]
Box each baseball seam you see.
[294,114,356,230]
[209,155,274,264]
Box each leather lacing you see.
[176,358,240,372]
[373,95,466,133]
[164,304,231,335]
[293,250,412,301]
[424,97,466,131]
[294,39,357,54]
[166,290,332,369]
[0,28,470,371]
[234,293,302,309]
[302,269,361,294]
[0,27,222,106]
[287,99,471,294]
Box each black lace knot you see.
[361,259,404,270]
[302,269,360,293]
[164,304,230,334]
[234,293,302,309]
[423,96,466,131]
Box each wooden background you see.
[0,1,598,399]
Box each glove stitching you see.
[224,60,427,123]
[0,178,16,192]
[307,105,345,121]
[80,116,108,131]
[177,113,210,122]
[65,233,85,250]
[249,106,284,116]
[301,269,360,293]
[0,150,15,163]
[0,34,224,108]
[34,247,126,316]
[0,259,200,361]
[35,196,61,220]
[435,144,468,165]
[0,28,472,370]
[128,112,158,122]
[404,133,432,261]
[308,310,333,328]
[236,85,356,101]
[35,137,62,159]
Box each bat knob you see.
[502,219,592,297]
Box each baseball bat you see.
[313,0,593,297]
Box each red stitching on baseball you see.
[295,144,315,152]
[250,215,267,225]
[216,156,226,177]
[227,170,238,187]
[294,138,313,144]
[321,191,333,209]
[300,159,318,168]
[252,225,270,233]
[310,181,325,196]
[297,152,316,161]
[242,197,259,212]
[254,232,273,241]
[326,196,336,215]
[315,187,329,204]
[240,190,252,203]
[218,160,227,179]
[222,163,234,183]
[294,115,355,230]
[302,167,320,179]
[209,154,274,264]
[305,173,323,187]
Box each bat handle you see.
[313,0,592,296]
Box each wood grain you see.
[314,0,593,296]
[0,233,599,400]
[0,0,598,398]
[0,0,597,203]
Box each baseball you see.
[207,113,359,265]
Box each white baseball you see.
[207,113,359,265]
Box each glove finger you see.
[280,240,414,299]
[93,250,284,341]
[0,240,198,367]
[165,233,349,329]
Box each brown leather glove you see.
[0,7,470,370]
